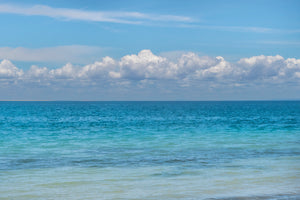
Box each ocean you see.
[0,101,299,199]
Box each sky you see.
[0,0,299,100]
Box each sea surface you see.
[0,101,299,200]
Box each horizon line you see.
[0,100,299,102]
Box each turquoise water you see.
[0,101,300,199]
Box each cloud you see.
[0,4,193,24]
[117,50,177,79]
[1,4,298,34]
[0,50,299,89]
[177,24,300,34]
[0,45,105,64]
[1,50,300,100]
[0,59,23,78]
[202,25,275,33]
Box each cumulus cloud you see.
[79,57,117,79]
[0,59,23,78]
[0,50,299,88]
[117,50,177,79]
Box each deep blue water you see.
[0,101,300,199]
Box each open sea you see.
[0,101,299,200]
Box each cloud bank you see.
[1,50,299,88]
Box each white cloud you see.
[79,57,117,79]
[0,45,105,64]
[204,25,275,33]
[27,65,49,78]
[238,55,284,66]
[0,50,299,87]
[177,24,300,34]
[1,3,299,34]
[237,55,286,81]
[176,53,230,80]
[177,24,279,33]
[0,4,193,24]
[197,56,233,79]
[118,50,177,79]
[2,3,298,34]
[49,63,78,79]
[0,59,23,78]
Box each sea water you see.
[0,101,299,199]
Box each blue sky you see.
[0,0,299,100]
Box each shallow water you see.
[0,101,299,199]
